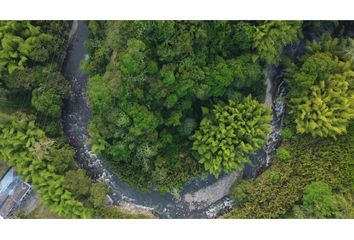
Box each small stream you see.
[61,21,287,218]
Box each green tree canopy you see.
[0,113,92,218]
[0,21,54,77]
[86,21,274,190]
[253,21,303,65]
[286,36,354,138]
[301,181,338,218]
[192,96,271,176]
[89,183,108,208]
[65,169,92,200]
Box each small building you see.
[0,168,31,219]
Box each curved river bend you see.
[61,21,286,218]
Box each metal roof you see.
[0,168,31,219]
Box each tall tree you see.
[0,21,54,78]
[0,113,92,218]
[192,96,271,176]
[86,21,267,190]
[286,36,354,138]
[253,21,303,65]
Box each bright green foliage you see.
[253,21,303,65]
[86,21,267,190]
[32,89,61,117]
[0,21,54,77]
[281,127,293,139]
[294,78,354,138]
[291,180,354,219]
[275,147,291,161]
[94,206,152,219]
[0,21,71,137]
[301,181,338,218]
[0,113,92,218]
[192,96,271,176]
[286,36,354,138]
[225,122,354,219]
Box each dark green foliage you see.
[31,69,69,118]
[65,169,92,200]
[253,21,303,65]
[192,96,271,176]
[229,180,254,207]
[65,170,109,209]
[84,21,110,75]
[0,21,71,137]
[31,20,71,62]
[0,159,9,177]
[6,66,71,137]
[89,183,108,208]
[0,113,92,218]
[3,67,39,90]
[225,122,354,219]
[86,21,272,191]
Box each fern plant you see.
[287,35,354,138]
[192,96,271,177]
[0,21,54,77]
[0,113,93,218]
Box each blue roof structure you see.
[0,168,31,219]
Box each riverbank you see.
[61,20,286,219]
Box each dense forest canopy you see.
[0,20,353,219]
[0,21,147,219]
[85,21,302,191]
[225,21,354,219]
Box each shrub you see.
[301,181,338,218]
[230,180,254,207]
[269,171,282,183]
[65,169,92,200]
[89,183,108,208]
[276,147,291,161]
[282,127,293,139]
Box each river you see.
[61,21,286,218]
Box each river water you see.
[61,21,286,218]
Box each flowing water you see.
[61,21,287,218]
